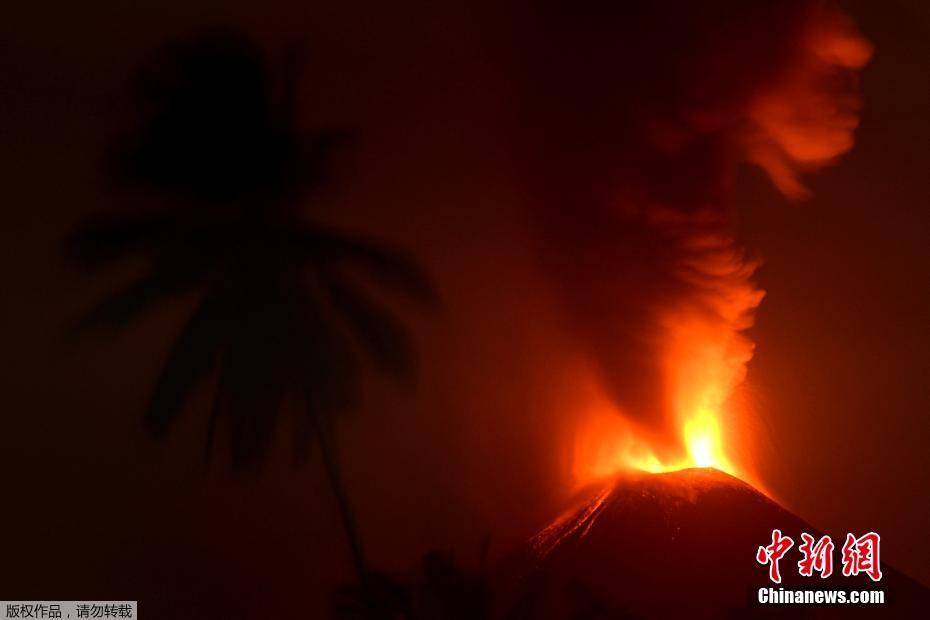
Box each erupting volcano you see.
[569,248,767,490]
[6,0,930,616]
[496,468,929,619]
[508,0,874,493]
[489,1,930,617]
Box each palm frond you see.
[291,287,362,414]
[290,226,439,307]
[220,340,285,470]
[203,286,290,469]
[145,291,228,434]
[69,210,187,268]
[69,264,205,334]
[201,283,362,469]
[328,280,417,383]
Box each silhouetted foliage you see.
[68,31,437,608]
[116,32,335,204]
[334,550,490,620]
[71,31,435,467]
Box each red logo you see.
[798,533,835,578]
[756,529,794,583]
[841,532,882,582]
[757,530,881,583]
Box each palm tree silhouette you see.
[69,32,436,604]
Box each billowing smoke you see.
[505,0,871,460]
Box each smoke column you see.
[504,0,871,472]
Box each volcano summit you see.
[497,468,928,619]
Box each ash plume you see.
[506,0,871,456]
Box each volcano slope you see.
[495,468,928,619]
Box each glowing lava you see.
[572,233,764,490]
[629,409,735,475]
[572,396,751,489]
[561,2,871,500]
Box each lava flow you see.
[499,468,930,620]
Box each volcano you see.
[496,468,928,619]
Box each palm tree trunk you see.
[311,410,383,615]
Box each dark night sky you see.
[1,0,928,617]
[742,0,930,590]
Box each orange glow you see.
[572,234,765,490]
[573,392,757,489]
[569,2,870,498]
[742,2,872,199]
